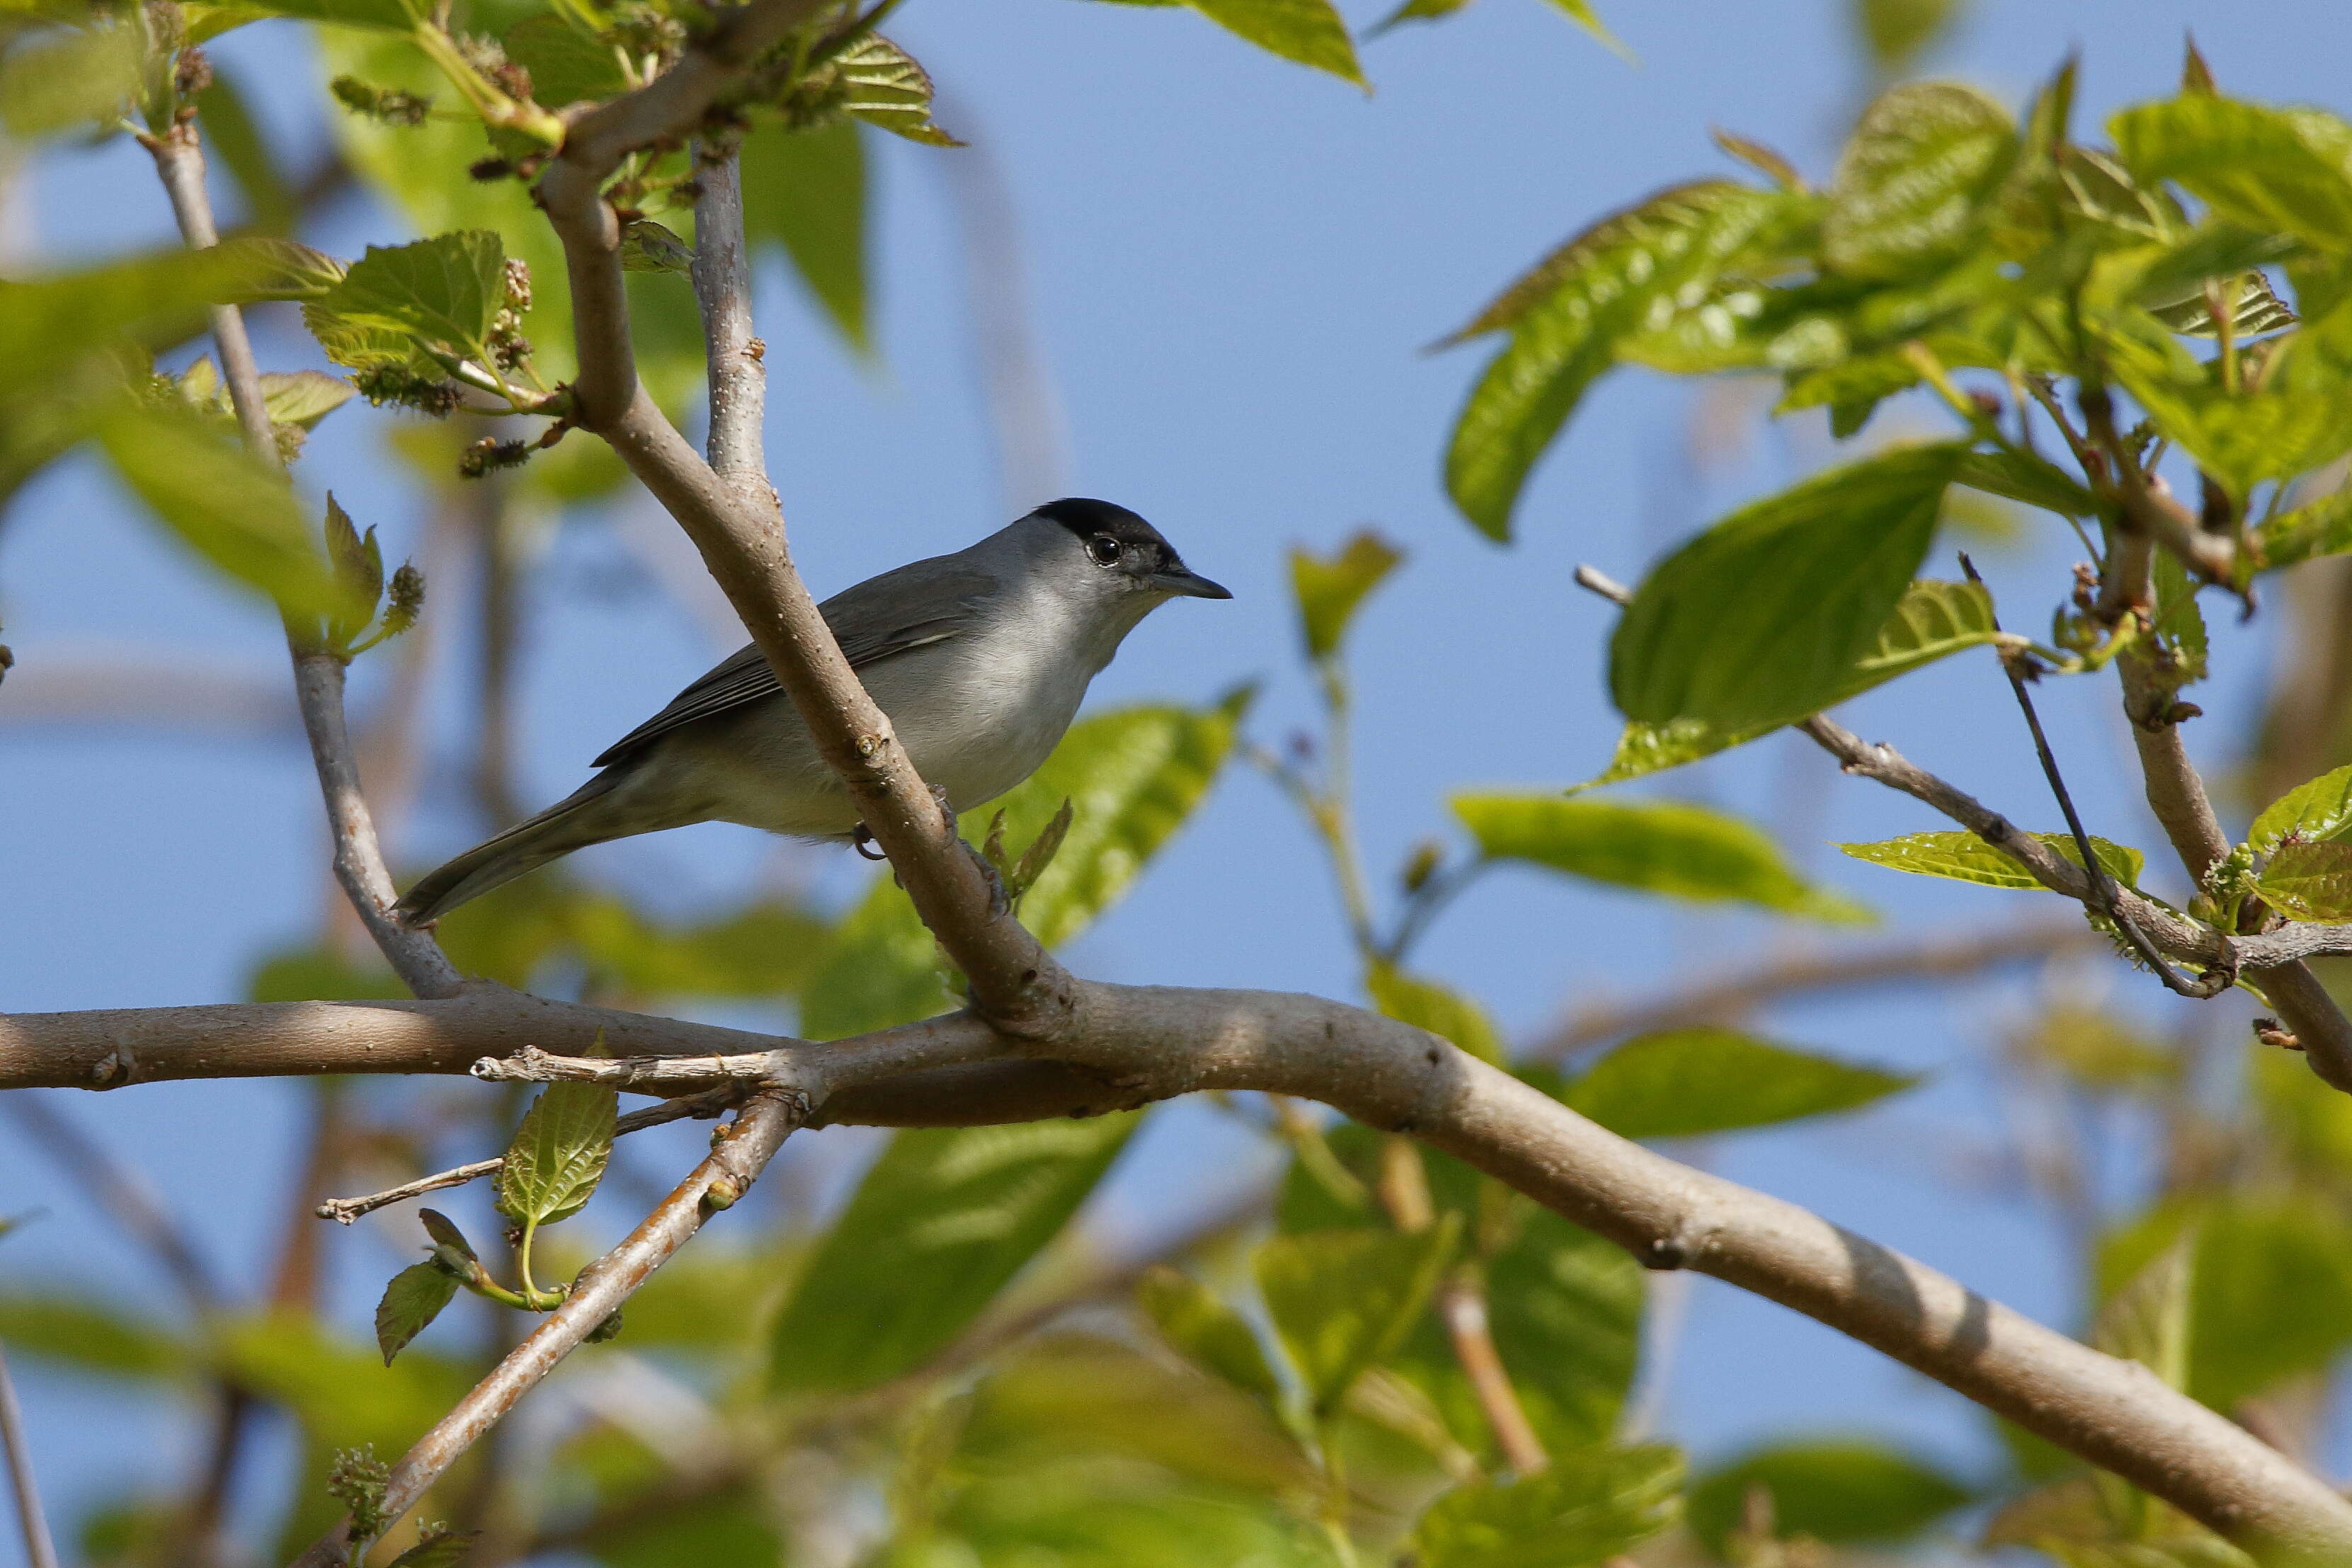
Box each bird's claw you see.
[851,823,888,862]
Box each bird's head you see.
[1030,498,1233,605]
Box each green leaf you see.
[2247,762,2352,856]
[769,1114,1140,1393]
[1956,448,2098,516]
[96,404,339,619]
[246,943,406,1003]
[1609,445,1962,733]
[1184,0,1364,86]
[493,1080,617,1227]
[1365,961,1507,1066]
[1136,1265,1283,1402]
[0,1293,187,1382]
[1562,1027,1915,1140]
[1444,183,1787,539]
[384,1529,477,1568]
[1579,577,1998,789]
[741,118,868,352]
[2111,93,2352,249]
[308,231,505,367]
[0,21,142,137]
[1684,1441,1970,1557]
[1823,82,2016,281]
[833,35,962,145]
[500,13,628,107]
[263,370,359,430]
[1289,530,1402,661]
[1255,1220,1456,1414]
[1454,794,1873,925]
[2096,1236,2193,1393]
[1837,829,2145,891]
[2251,840,2352,922]
[373,1262,459,1366]
[1411,1442,1683,1568]
[1851,0,1966,73]
[195,73,299,236]
[2255,484,2352,569]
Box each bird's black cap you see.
[1034,497,1165,550]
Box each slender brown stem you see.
[290,1090,806,1565]
[0,1343,57,1568]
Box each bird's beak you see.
[1153,566,1233,600]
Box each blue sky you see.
[7,0,2352,1557]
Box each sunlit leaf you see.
[2247,762,2352,856]
[307,230,505,367]
[1289,530,1402,661]
[1685,1441,1970,1557]
[769,1115,1140,1392]
[1256,1220,1456,1414]
[494,1080,617,1227]
[2252,840,2352,922]
[1412,1442,1682,1568]
[373,1262,459,1366]
[1562,1027,1915,1139]
[2111,93,2352,250]
[834,35,961,145]
[501,12,627,108]
[1823,81,2016,280]
[0,21,142,137]
[1455,794,1873,924]
[1186,0,1363,86]
[1136,1265,1284,1402]
[1838,829,2144,891]
[742,118,868,351]
[1365,961,1507,1066]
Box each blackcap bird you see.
[392,498,1231,924]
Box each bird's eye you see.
[1089,535,1124,566]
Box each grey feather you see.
[592,561,996,767]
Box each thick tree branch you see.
[689,142,769,507]
[534,0,1062,1032]
[290,1090,805,1567]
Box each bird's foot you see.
[851,823,888,862]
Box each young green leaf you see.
[1562,1027,1916,1140]
[2111,94,2352,249]
[374,1262,460,1366]
[1444,183,1786,539]
[1136,1265,1284,1402]
[1184,0,1364,87]
[1255,1220,1456,1414]
[2255,484,2352,569]
[500,13,629,107]
[308,231,506,368]
[1289,530,1403,661]
[1365,961,1507,1066]
[261,370,358,430]
[0,21,142,139]
[1609,445,1962,734]
[2251,840,2352,922]
[2096,1236,2194,1393]
[742,118,868,352]
[1454,794,1873,925]
[833,35,963,145]
[493,1080,617,1227]
[1410,1441,1683,1568]
[384,1528,479,1568]
[1684,1441,1970,1557]
[1838,829,2144,891]
[96,404,339,619]
[2247,762,2352,856]
[769,1115,1140,1392]
[416,1209,478,1262]
[1824,82,2017,280]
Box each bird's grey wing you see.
[590,561,996,767]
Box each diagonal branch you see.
[289,1089,806,1567]
[0,1341,58,1568]
[533,0,1061,1031]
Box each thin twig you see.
[316,1085,748,1223]
[290,1091,807,1566]
[0,1342,57,1568]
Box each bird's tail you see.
[393,773,627,925]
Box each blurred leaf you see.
[1956,447,2098,515]
[0,21,140,137]
[1455,794,1873,925]
[309,230,505,366]
[800,699,1243,1037]
[2096,1236,2193,1391]
[247,943,407,1002]
[1563,1027,1915,1139]
[217,1310,472,1452]
[1289,530,1402,661]
[1185,0,1363,86]
[2251,840,2352,922]
[1609,445,1962,733]
[1580,578,1997,788]
[1825,82,2016,281]
[1256,1220,1456,1414]
[0,1294,187,1382]
[500,12,627,107]
[195,72,299,235]
[1411,1442,1682,1568]
[769,1114,1139,1393]
[2111,93,2352,249]
[373,1262,459,1366]
[1713,128,1804,190]
[742,116,867,351]
[1850,0,1966,73]
[385,1530,476,1568]
[1686,1440,1970,1556]
[1985,1475,2254,1566]
[2098,1195,2352,1412]
[2021,1006,2178,1092]
[2247,762,2352,856]
[1444,183,1787,539]
[2147,269,2297,337]
[0,243,297,383]
[2256,483,2352,569]
[618,218,695,275]
[96,403,339,618]
[1136,1265,1283,1402]
[1365,961,1507,1066]
[1838,829,2145,891]
[495,1080,617,1227]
